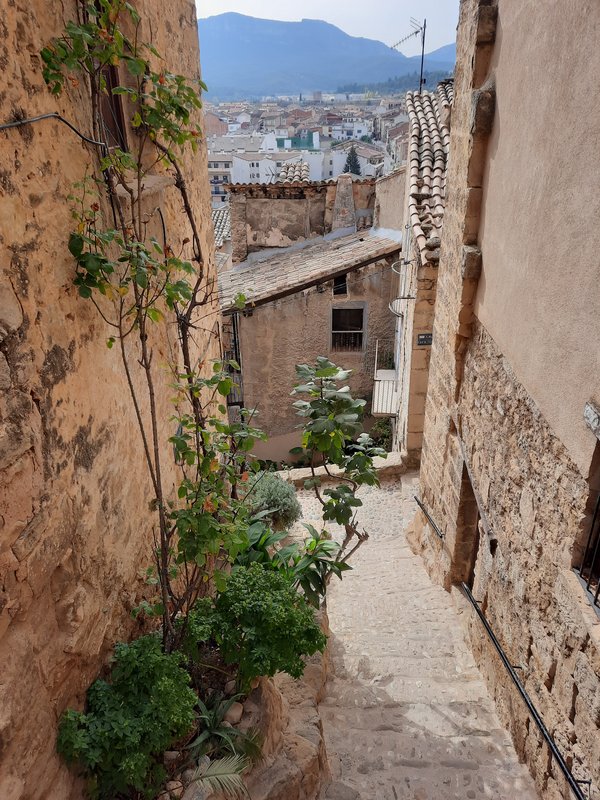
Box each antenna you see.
[390,18,427,95]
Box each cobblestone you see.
[297,474,537,800]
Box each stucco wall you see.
[373,168,405,232]
[0,3,219,798]
[238,259,396,461]
[474,0,600,476]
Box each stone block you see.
[461,245,482,280]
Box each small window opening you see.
[331,307,363,351]
[98,64,127,150]
[333,275,347,296]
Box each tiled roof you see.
[276,160,311,183]
[218,230,401,313]
[405,79,453,265]
[211,205,231,249]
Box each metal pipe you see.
[414,495,444,539]
[461,582,589,800]
[419,19,427,95]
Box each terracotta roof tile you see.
[211,205,231,249]
[276,160,311,183]
[405,79,453,264]
[218,230,401,312]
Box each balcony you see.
[331,330,363,352]
[371,339,398,417]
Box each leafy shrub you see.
[246,472,302,529]
[235,521,350,607]
[279,524,352,607]
[212,564,327,688]
[57,635,197,799]
[369,417,393,451]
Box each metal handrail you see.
[461,582,590,800]
[414,496,444,539]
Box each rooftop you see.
[211,205,231,249]
[276,160,311,183]
[207,134,269,153]
[405,79,453,265]
[218,229,401,313]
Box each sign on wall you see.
[417,333,433,346]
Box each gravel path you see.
[296,473,538,800]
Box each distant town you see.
[204,91,411,205]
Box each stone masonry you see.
[0,3,219,797]
[408,0,600,797]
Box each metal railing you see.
[461,582,590,800]
[576,493,600,610]
[331,330,363,351]
[414,495,444,539]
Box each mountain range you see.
[198,14,456,99]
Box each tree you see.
[343,145,361,175]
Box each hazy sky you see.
[196,1,460,55]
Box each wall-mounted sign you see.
[417,333,433,346]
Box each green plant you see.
[213,564,327,688]
[233,518,290,568]
[42,1,267,654]
[235,522,350,607]
[279,524,352,607]
[189,754,250,800]
[186,692,262,764]
[57,635,196,799]
[370,417,393,451]
[291,358,385,565]
[246,471,302,529]
[343,145,361,175]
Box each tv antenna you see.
[391,18,427,94]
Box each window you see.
[333,275,347,296]
[331,307,364,351]
[99,64,127,150]
[329,170,333,177]
[276,161,282,167]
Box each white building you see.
[330,118,373,141]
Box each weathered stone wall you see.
[229,180,377,264]
[0,3,219,798]
[238,258,396,462]
[409,0,600,796]
[455,323,600,798]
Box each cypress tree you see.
[343,145,361,175]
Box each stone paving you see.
[296,473,538,800]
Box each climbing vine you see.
[34,4,385,796]
[41,0,262,652]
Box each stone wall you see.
[0,3,219,798]
[455,324,600,798]
[408,0,600,796]
[229,180,377,264]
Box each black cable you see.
[0,112,107,153]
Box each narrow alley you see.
[298,475,538,800]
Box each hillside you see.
[198,14,455,99]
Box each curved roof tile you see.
[405,79,453,264]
